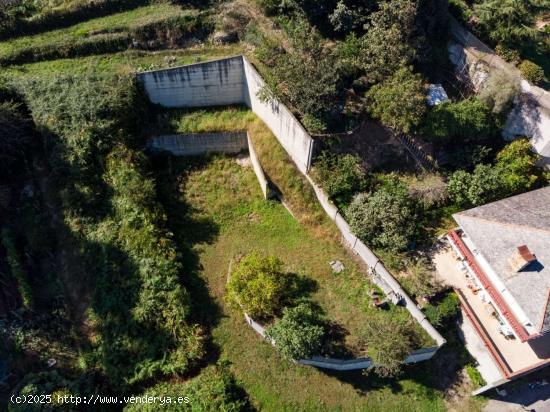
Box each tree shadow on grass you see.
[150,154,223,363]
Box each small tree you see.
[423,98,496,142]
[479,69,520,115]
[265,302,325,360]
[496,138,539,194]
[474,0,546,47]
[312,151,366,205]
[400,256,440,298]
[361,315,413,378]
[359,0,419,83]
[226,253,292,319]
[347,179,417,252]
[519,60,545,85]
[448,164,508,207]
[366,66,427,134]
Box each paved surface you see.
[484,382,550,412]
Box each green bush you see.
[347,178,417,252]
[366,66,427,134]
[447,164,507,207]
[312,151,366,206]
[465,364,486,388]
[423,291,460,327]
[478,69,520,115]
[125,363,252,412]
[494,44,520,64]
[226,253,295,319]
[423,98,497,142]
[495,138,540,194]
[265,302,325,360]
[18,75,203,388]
[361,315,413,378]
[519,60,545,85]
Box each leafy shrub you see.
[361,315,413,378]
[265,302,325,360]
[448,139,543,207]
[423,291,460,327]
[447,164,507,207]
[423,98,496,142]
[494,44,520,64]
[465,364,486,388]
[406,174,448,209]
[495,138,540,194]
[227,253,295,319]
[359,0,420,83]
[312,151,366,205]
[125,363,252,412]
[366,66,427,134]
[347,178,417,252]
[478,69,520,115]
[519,60,545,85]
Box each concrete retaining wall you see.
[242,57,314,174]
[148,131,269,199]
[448,17,550,164]
[305,174,446,348]
[137,56,315,173]
[248,134,269,199]
[138,56,245,108]
[139,56,445,359]
[242,311,439,371]
[148,132,248,156]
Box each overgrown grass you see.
[154,154,444,411]
[0,3,190,57]
[1,46,244,76]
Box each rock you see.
[329,260,345,274]
[212,31,238,45]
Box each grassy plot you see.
[153,154,444,411]
[0,3,192,57]
[0,45,243,76]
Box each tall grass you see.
[163,106,332,236]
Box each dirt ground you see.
[329,121,420,172]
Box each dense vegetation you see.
[0,0,547,409]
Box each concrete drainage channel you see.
[138,55,446,369]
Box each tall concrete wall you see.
[148,132,248,156]
[448,17,550,164]
[242,57,314,174]
[138,56,245,108]
[137,56,314,173]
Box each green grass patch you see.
[154,154,444,411]
[1,46,243,77]
[0,4,191,56]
